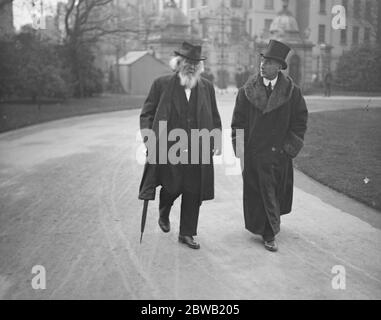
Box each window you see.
[190,0,196,9]
[231,18,241,39]
[352,26,359,45]
[264,0,274,10]
[202,0,208,6]
[340,29,347,45]
[231,0,243,8]
[365,0,372,21]
[264,19,273,32]
[364,27,370,43]
[249,0,253,9]
[354,1,360,18]
[342,0,348,15]
[248,18,253,36]
[319,0,326,14]
[318,24,325,43]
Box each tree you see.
[335,44,381,92]
[377,1,381,44]
[0,28,70,101]
[0,0,13,10]
[62,0,138,97]
[0,0,14,37]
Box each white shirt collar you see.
[185,88,191,101]
[263,75,278,89]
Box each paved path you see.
[0,93,380,299]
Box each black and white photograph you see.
[0,0,380,305]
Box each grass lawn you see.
[0,94,145,133]
[294,108,381,212]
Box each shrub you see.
[335,45,381,92]
[0,31,71,101]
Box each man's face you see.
[180,58,201,76]
[260,57,281,80]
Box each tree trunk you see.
[69,40,85,98]
[378,1,381,45]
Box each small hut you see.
[116,51,170,95]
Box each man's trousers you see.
[159,186,201,236]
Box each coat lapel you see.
[244,72,294,114]
[265,73,294,114]
[152,74,176,133]
[171,75,186,117]
[196,78,207,128]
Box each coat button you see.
[271,147,276,152]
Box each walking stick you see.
[140,200,149,244]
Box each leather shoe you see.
[158,217,170,233]
[178,235,200,250]
[263,239,278,252]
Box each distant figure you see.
[217,69,229,94]
[201,67,215,84]
[324,71,333,97]
[148,46,156,58]
[235,67,243,90]
[311,73,317,84]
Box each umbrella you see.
[140,200,149,243]
[138,162,158,244]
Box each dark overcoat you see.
[139,73,222,202]
[231,72,308,236]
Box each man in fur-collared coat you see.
[231,40,308,252]
[139,42,222,250]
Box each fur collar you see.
[243,72,294,114]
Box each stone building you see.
[296,0,379,82]
[185,0,252,86]
[145,0,200,62]
[183,0,379,88]
[255,0,314,89]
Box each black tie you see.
[266,82,272,97]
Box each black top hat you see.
[260,39,291,70]
[174,41,207,61]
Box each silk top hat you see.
[260,39,291,70]
[174,41,207,61]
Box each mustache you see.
[179,69,202,89]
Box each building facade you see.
[298,0,379,82]
[184,0,253,86]
[256,1,314,88]
[181,0,379,88]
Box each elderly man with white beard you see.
[139,42,222,249]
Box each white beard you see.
[178,70,201,89]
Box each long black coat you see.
[139,74,222,202]
[231,72,308,236]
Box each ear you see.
[169,56,183,71]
